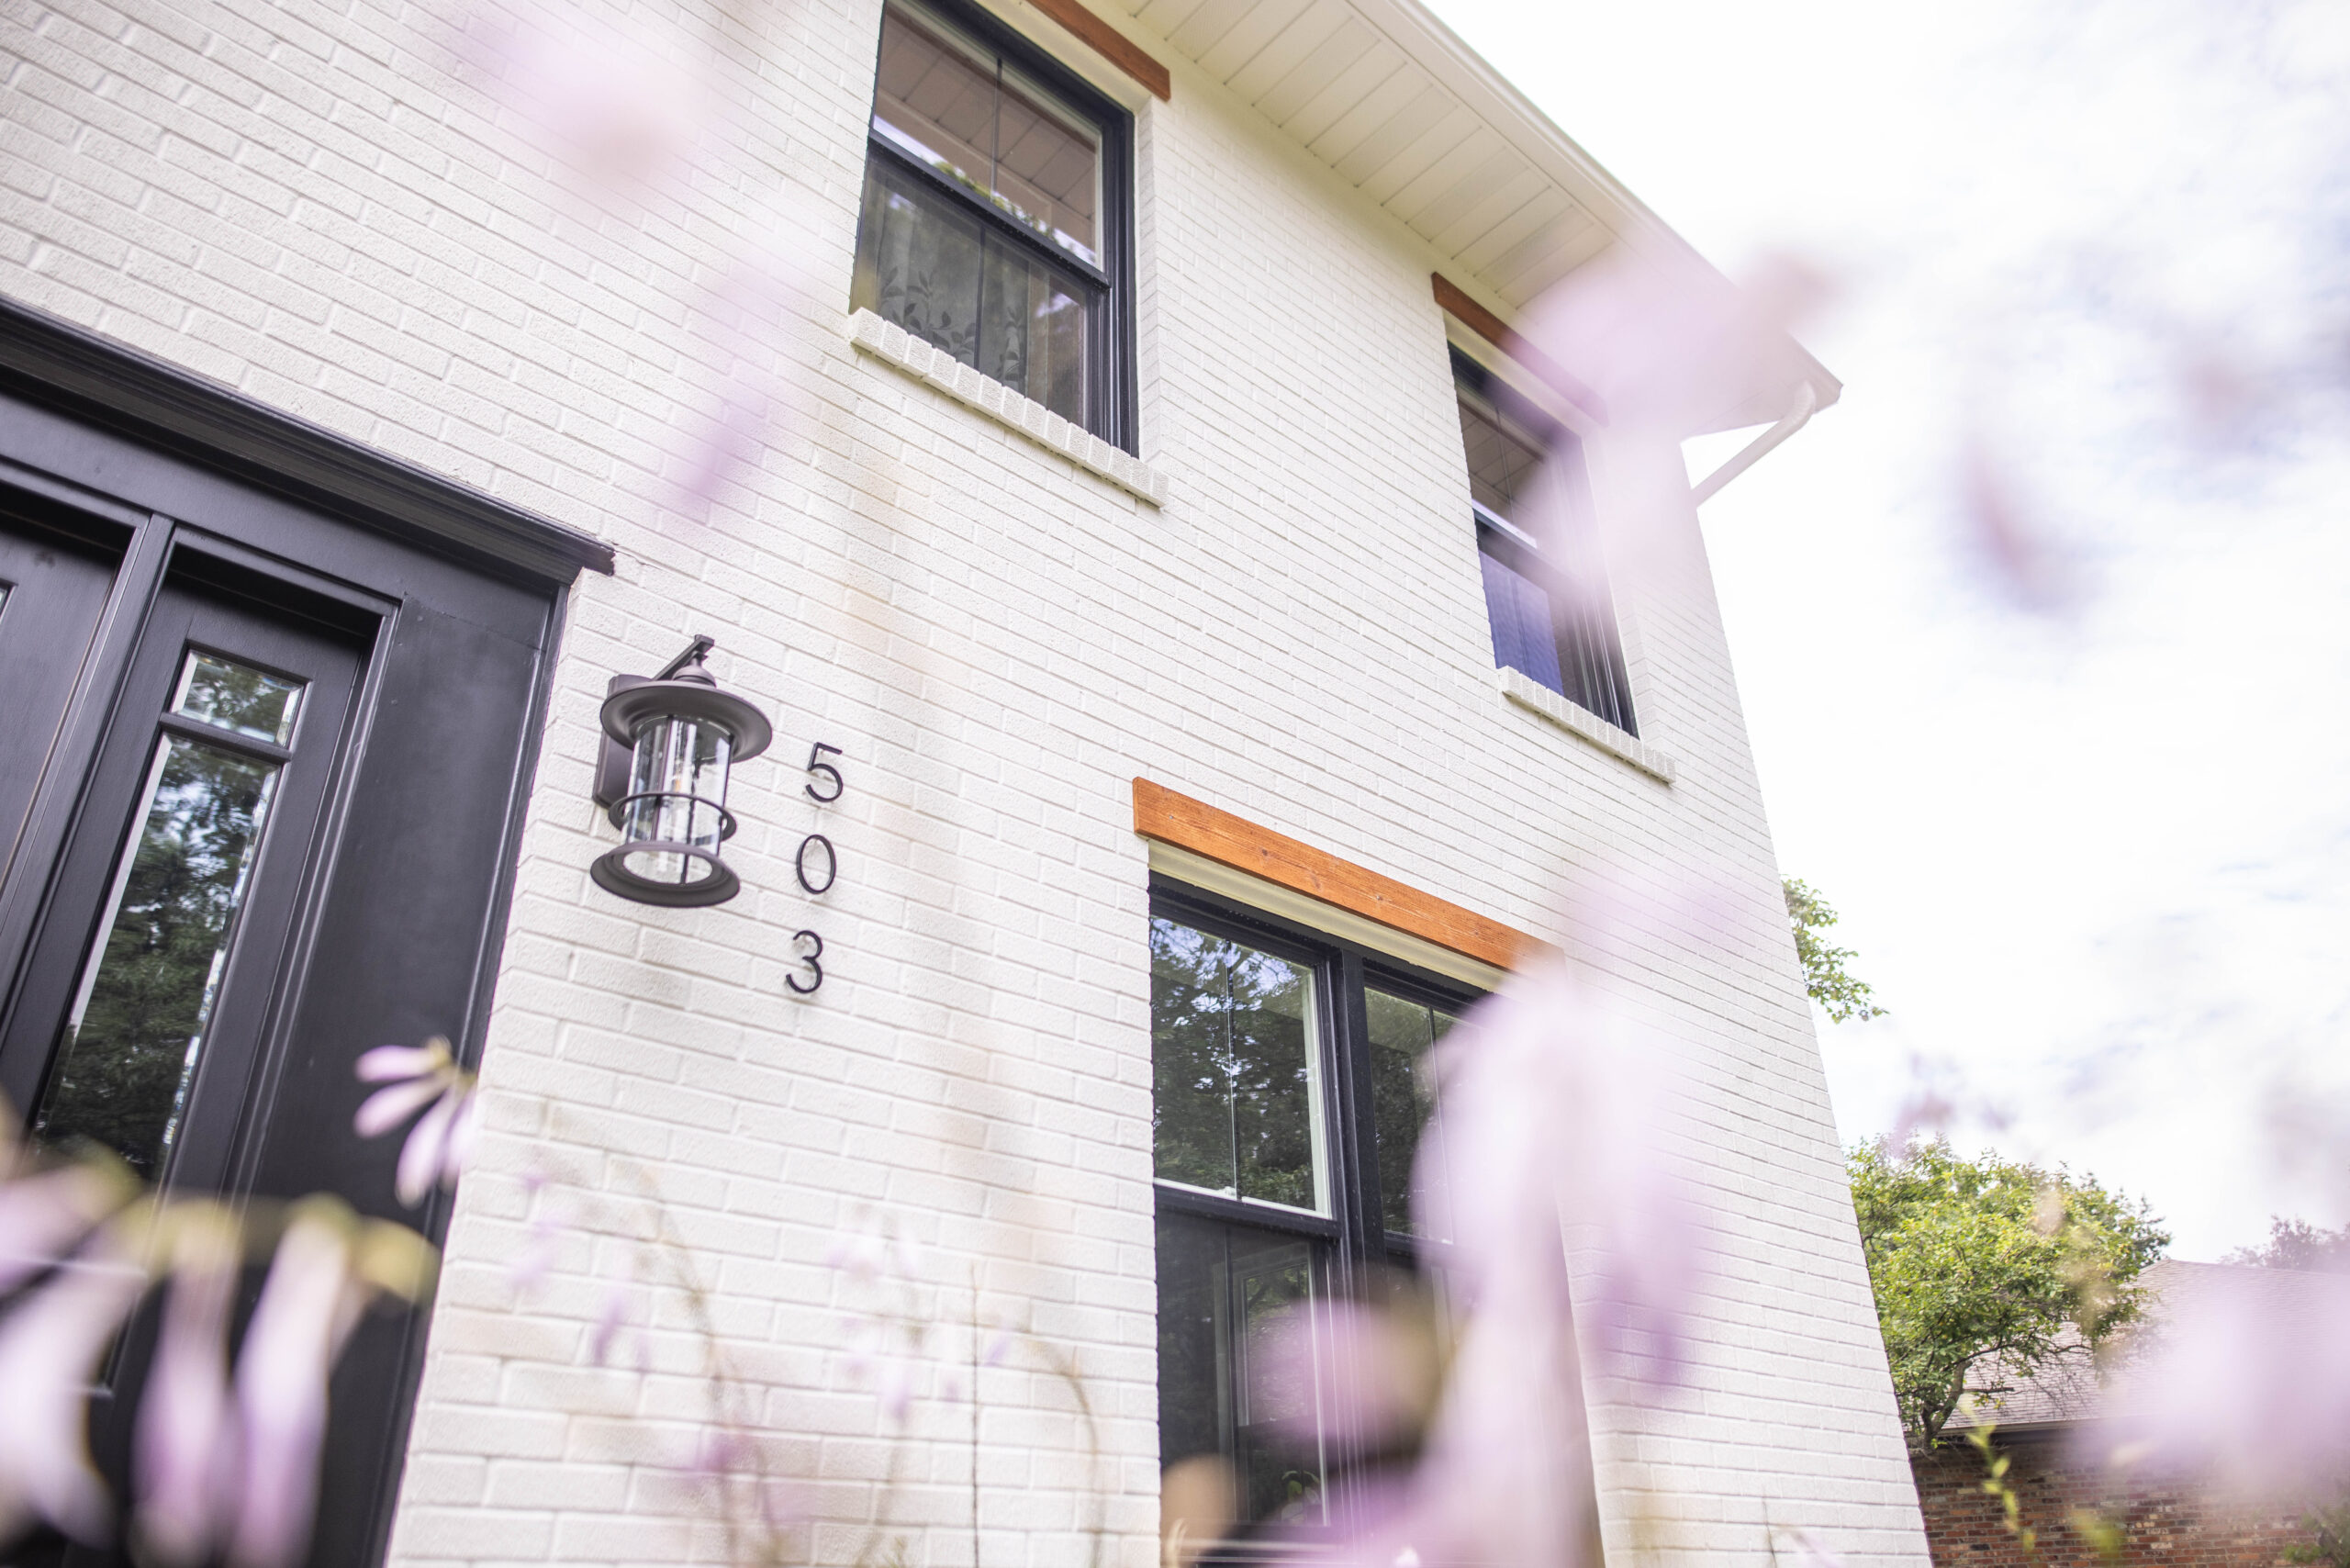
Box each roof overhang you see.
[1095,0,1840,432]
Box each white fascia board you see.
[1342,0,1845,425]
[1343,0,1696,268]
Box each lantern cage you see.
[589,636,773,907]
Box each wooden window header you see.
[1023,0,1169,100]
[1433,273,1608,429]
[1133,778,1556,973]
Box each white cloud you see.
[1426,0,2350,1256]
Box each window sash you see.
[1148,883,1485,1548]
[854,0,1135,449]
[855,146,1104,428]
[1454,352,1637,734]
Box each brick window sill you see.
[847,308,1168,508]
[1497,666,1678,783]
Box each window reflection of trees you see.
[1148,918,1318,1211]
[36,737,277,1181]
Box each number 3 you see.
[805,742,844,803]
[786,929,823,994]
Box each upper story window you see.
[1151,886,1474,1548]
[852,0,1135,449]
[1454,351,1637,734]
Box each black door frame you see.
[0,295,613,1568]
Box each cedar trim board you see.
[1132,778,1555,972]
[0,294,615,586]
[1431,272,1609,429]
[1024,0,1170,99]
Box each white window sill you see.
[1496,666,1678,783]
[847,308,1168,508]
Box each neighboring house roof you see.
[1948,1260,2350,1434]
[1080,0,1840,430]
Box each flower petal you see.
[439,1089,481,1183]
[231,1204,364,1568]
[134,1208,242,1566]
[0,1160,133,1296]
[352,1076,447,1139]
[394,1091,461,1209]
[588,1276,635,1367]
[0,1226,151,1543]
[353,1039,450,1084]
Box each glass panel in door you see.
[33,652,307,1181]
[1,579,363,1200]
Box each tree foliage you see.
[2224,1215,2350,1272]
[1848,1138,2169,1451]
[1784,877,1883,1023]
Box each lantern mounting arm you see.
[655,635,716,681]
[588,633,772,824]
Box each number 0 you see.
[795,834,837,895]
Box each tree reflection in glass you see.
[172,648,303,744]
[1365,990,1461,1239]
[1150,917,1325,1213]
[36,651,297,1182]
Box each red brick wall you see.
[1911,1436,2313,1568]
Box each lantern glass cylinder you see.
[620,714,734,891]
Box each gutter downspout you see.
[1689,380,1818,507]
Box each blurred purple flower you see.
[230,1204,369,1568]
[354,1036,476,1207]
[2087,1265,2350,1498]
[450,6,810,518]
[1958,436,2075,612]
[588,1264,648,1372]
[1259,1300,1438,1457]
[0,1158,132,1295]
[0,1220,150,1544]
[1373,959,1702,1568]
[1785,1526,1849,1568]
[875,1354,913,1424]
[134,1205,242,1566]
[667,226,817,514]
[1518,246,1827,438]
[507,1209,562,1296]
[461,9,711,200]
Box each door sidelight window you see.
[35,651,307,1182]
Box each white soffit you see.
[1122,0,1680,310]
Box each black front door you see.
[0,497,122,891]
[1,572,364,1196]
[0,292,610,1568]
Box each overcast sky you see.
[1420,0,2350,1258]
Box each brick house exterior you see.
[0,3,1928,1568]
[1916,1262,2333,1568]
[1911,1438,2311,1568]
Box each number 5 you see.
[805,742,844,803]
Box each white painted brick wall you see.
[0,3,1928,1566]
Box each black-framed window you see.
[1453,351,1637,734]
[851,0,1136,450]
[1150,880,1479,1551]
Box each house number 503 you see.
[789,744,843,995]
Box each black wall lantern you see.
[590,636,772,907]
